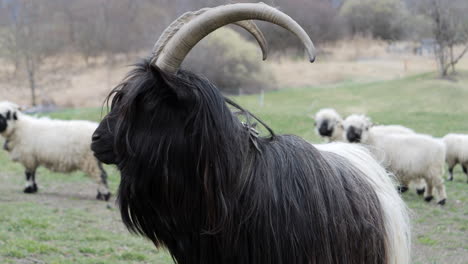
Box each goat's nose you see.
[92,132,101,141]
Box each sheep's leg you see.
[95,162,111,201]
[447,161,456,181]
[423,179,434,202]
[23,169,38,193]
[432,177,447,205]
[397,178,409,193]
[397,185,409,193]
[414,178,426,196]
[447,166,454,181]
[462,164,468,183]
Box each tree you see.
[415,0,468,77]
[1,0,64,106]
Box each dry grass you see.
[1,38,468,108]
[269,36,468,89]
[0,54,138,107]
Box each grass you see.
[1,71,468,263]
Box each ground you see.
[1,71,468,263]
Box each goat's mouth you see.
[94,151,117,165]
[91,144,117,165]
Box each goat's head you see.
[92,2,315,170]
[90,3,316,245]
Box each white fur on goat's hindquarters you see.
[0,101,110,200]
[315,143,410,264]
[443,133,468,182]
[313,108,344,142]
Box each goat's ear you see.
[155,68,195,104]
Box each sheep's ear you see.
[13,112,17,120]
[5,111,11,120]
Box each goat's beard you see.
[93,59,388,264]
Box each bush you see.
[340,0,410,40]
[183,28,275,94]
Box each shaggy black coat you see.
[91,59,387,264]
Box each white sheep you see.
[442,133,468,183]
[371,125,415,135]
[343,114,425,194]
[343,114,447,205]
[0,101,111,201]
[313,108,344,142]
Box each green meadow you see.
[1,72,467,263]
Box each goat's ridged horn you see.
[154,3,316,73]
[234,20,268,60]
[152,8,268,61]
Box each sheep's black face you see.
[318,120,333,137]
[346,126,362,143]
[0,110,17,134]
[0,115,7,133]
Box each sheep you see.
[343,114,447,205]
[91,3,410,264]
[344,114,425,194]
[372,125,415,135]
[0,101,111,201]
[442,133,468,183]
[313,108,344,142]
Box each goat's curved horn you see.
[152,9,268,61]
[154,3,315,73]
[234,20,268,60]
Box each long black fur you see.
[91,59,387,264]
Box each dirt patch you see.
[0,172,118,214]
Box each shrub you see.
[183,28,276,95]
[340,0,410,40]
